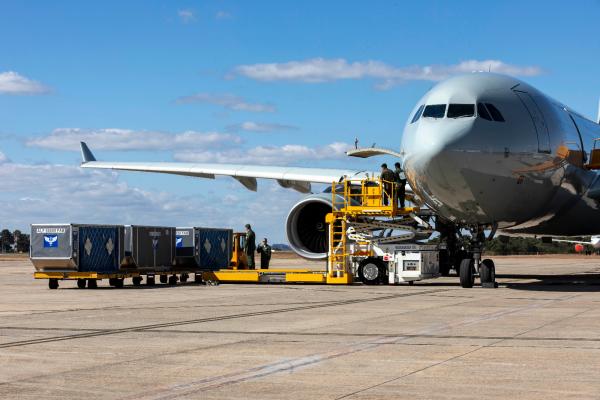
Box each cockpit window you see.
[410,105,424,123]
[485,103,505,122]
[422,104,446,118]
[447,104,475,118]
[477,103,492,121]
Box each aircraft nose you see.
[402,119,544,225]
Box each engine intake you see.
[286,194,335,259]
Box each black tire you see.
[168,275,178,285]
[114,278,124,288]
[77,279,87,289]
[87,279,98,289]
[358,258,385,285]
[49,279,59,290]
[132,276,142,286]
[147,276,155,286]
[109,278,117,287]
[480,259,495,284]
[459,258,474,288]
[159,275,168,284]
[194,274,202,284]
[180,273,189,283]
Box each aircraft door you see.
[514,91,551,153]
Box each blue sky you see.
[1,0,600,241]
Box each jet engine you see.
[286,193,342,259]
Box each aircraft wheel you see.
[87,279,98,289]
[160,275,168,284]
[480,259,496,284]
[459,258,475,288]
[147,276,155,286]
[77,279,87,289]
[132,276,142,286]
[49,279,59,290]
[358,258,384,285]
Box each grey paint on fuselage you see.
[401,72,600,236]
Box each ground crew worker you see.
[244,224,256,269]
[379,163,396,206]
[394,161,407,208]
[256,238,272,269]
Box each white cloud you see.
[175,93,275,113]
[234,58,543,89]
[0,160,304,243]
[174,142,350,165]
[0,149,8,163]
[215,10,232,19]
[26,128,242,151]
[227,121,298,133]
[0,71,50,95]
[178,9,196,23]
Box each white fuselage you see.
[401,73,600,236]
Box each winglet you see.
[80,142,96,163]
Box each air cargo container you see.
[30,224,124,273]
[174,227,233,270]
[121,225,175,272]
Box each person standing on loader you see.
[244,224,256,269]
[379,163,396,206]
[394,161,407,208]
[256,238,272,269]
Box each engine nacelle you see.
[286,193,341,260]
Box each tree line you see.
[1,229,30,253]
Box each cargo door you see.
[78,226,120,273]
[514,90,551,153]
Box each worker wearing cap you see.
[394,161,407,208]
[256,237,272,269]
[244,224,256,269]
[379,163,396,206]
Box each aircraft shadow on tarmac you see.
[497,273,600,291]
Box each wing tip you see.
[80,142,96,163]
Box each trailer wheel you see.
[459,258,475,288]
[168,275,178,285]
[147,276,155,286]
[132,277,142,286]
[194,274,202,284]
[48,279,59,290]
[160,275,168,284]
[87,279,98,289]
[180,273,189,283]
[77,279,87,289]
[480,259,495,284]
[358,258,384,285]
[115,278,124,288]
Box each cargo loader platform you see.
[201,269,328,284]
[34,270,199,289]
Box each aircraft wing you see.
[551,239,592,245]
[79,142,371,193]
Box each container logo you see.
[176,237,183,248]
[44,235,58,248]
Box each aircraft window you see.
[410,105,424,123]
[447,104,475,118]
[422,104,446,118]
[477,103,492,121]
[485,103,505,122]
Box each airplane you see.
[79,72,600,288]
[551,235,600,251]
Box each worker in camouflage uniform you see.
[256,238,272,269]
[379,163,396,206]
[244,224,256,269]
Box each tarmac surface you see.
[2,254,600,399]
